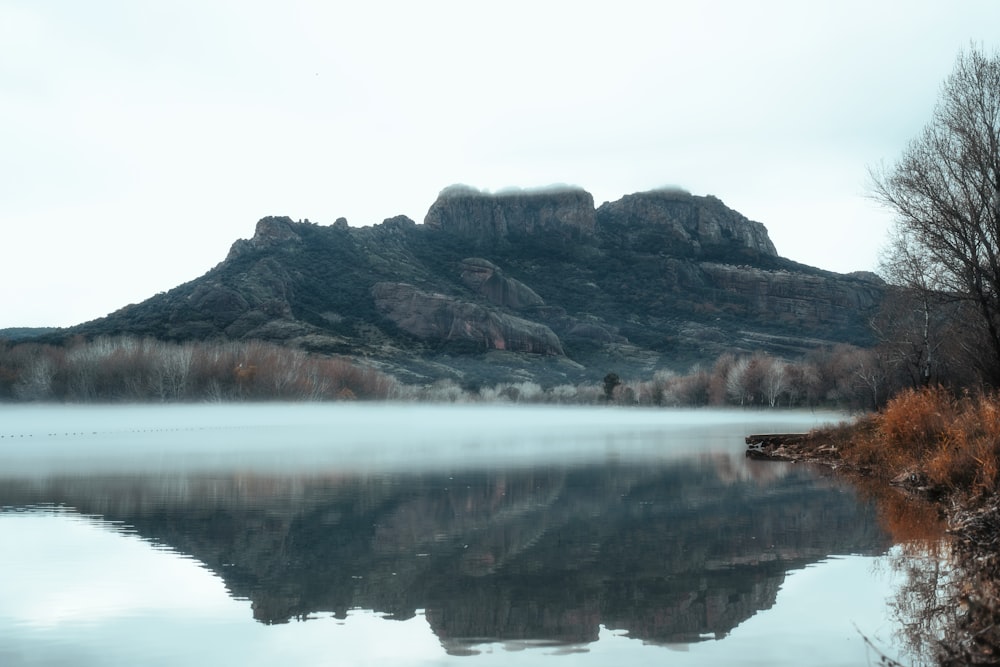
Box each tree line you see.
[363,343,887,409]
[0,333,891,408]
[0,336,398,402]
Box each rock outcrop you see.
[371,282,564,355]
[596,189,777,259]
[698,262,883,331]
[459,258,545,310]
[168,256,298,339]
[423,185,596,243]
[227,216,302,260]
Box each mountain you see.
[60,186,884,386]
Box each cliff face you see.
[64,186,884,385]
[423,185,596,243]
[698,262,881,330]
[596,189,778,260]
[371,281,564,355]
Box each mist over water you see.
[0,404,921,666]
[0,403,844,475]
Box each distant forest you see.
[0,334,887,409]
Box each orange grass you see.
[818,387,1000,500]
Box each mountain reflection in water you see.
[2,404,914,664]
[0,457,888,652]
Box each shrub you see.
[828,387,1000,499]
[0,336,398,403]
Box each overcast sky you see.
[3,1,1000,329]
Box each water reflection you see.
[858,482,1000,666]
[3,404,925,664]
[0,456,889,652]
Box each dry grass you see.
[820,387,1000,501]
[807,389,1000,666]
[0,335,400,402]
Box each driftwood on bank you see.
[744,433,841,465]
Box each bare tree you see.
[851,346,888,410]
[871,45,1000,385]
[725,356,751,405]
[874,228,959,389]
[763,358,789,407]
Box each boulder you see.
[459,258,545,310]
[372,282,563,355]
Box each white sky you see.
[3,1,1000,329]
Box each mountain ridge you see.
[46,186,884,386]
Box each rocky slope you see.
[59,186,884,385]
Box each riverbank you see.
[746,387,1000,665]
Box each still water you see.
[0,404,923,666]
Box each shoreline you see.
[746,430,1000,665]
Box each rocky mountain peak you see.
[227,216,302,260]
[423,185,596,242]
[251,216,301,246]
[596,189,778,259]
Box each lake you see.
[0,404,935,666]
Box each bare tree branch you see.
[871,45,1000,385]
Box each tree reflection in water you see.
[938,501,1000,666]
[862,481,1000,666]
